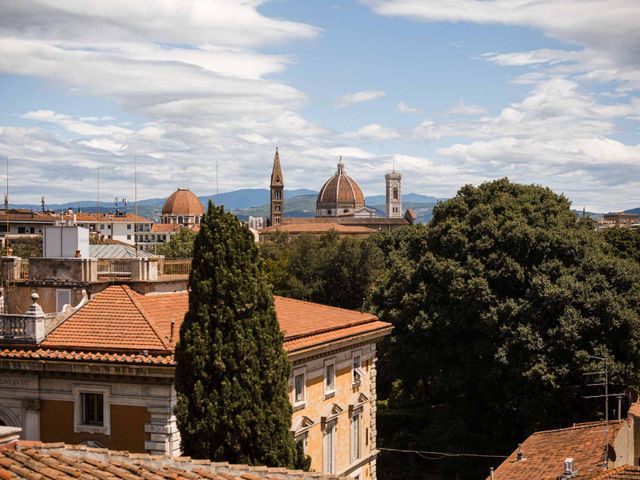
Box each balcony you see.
[1,257,192,283]
[0,293,57,343]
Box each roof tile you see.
[491,421,627,480]
[1,285,391,365]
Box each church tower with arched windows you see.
[270,148,284,226]
[385,169,402,218]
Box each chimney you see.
[562,457,576,478]
[0,426,21,447]
[516,443,525,461]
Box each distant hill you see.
[625,208,640,215]
[9,189,443,224]
[10,189,318,221]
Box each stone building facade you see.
[0,267,391,479]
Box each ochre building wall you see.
[40,400,148,452]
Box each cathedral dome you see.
[162,188,205,216]
[316,160,365,215]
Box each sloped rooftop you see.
[491,421,628,480]
[0,441,345,479]
[0,285,391,365]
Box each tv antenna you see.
[5,154,9,256]
[96,167,100,215]
[134,155,138,257]
[583,355,627,470]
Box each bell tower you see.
[270,148,284,226]
[385,163,402,218]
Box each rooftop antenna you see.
[96,167,100,216]
[392,156,396,173]
[134,156,138,257]
[583,355,622,470]
[216,158,219,206]
[41,196,45,213]
[5,154,9,256]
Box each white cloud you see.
[446,100,487,116]
[342,124,401,141]
[364,1,640,66]
[333,90,386,109]
[0,1,337,202]
[396,101,422,114]
[22,110,133,137]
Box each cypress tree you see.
[174,203,307,469]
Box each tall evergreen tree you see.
[174,203,307,469]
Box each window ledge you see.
[75,424,109,435]
[324,390,336,400]
[293,401,306,412]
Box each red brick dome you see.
[162,188,204,216]
[316,161,365,211]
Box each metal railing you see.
[97,259,133,279]
[159,259,192,279]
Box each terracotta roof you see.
[260,223,376,235]
[0,210,57,223]
[316,161,365,210]
[41,285,179,352]
[151,223,182,233]
[0,441,345,479]
[68,212,151,223]
[0,286,390,365]
[589,466,640,479]
[162,189,205,216]
[275,296,377,338]
[0,347,174,365]
[491,421,627,480]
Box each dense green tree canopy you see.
[372,179,640,479]
[174,204,307,469]
[156,227,196,258]
[601,227,640,262]
[10,237,42,258]
[260,231,382,310]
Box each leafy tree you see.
[10,237,42,258]
[371,179,640,479]
[156,227,196,258]
[260,231,383,310]
[601,227,640,262]
[174,203,308,469]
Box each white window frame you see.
[324,358,336,398]
[351,409,362,463]
[352,351,364,386]
[56,289,71,313]
[323,420,337,474]
[293,368,306,407]
[73,384,110,435]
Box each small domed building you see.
[161,188,204,225]
[316,159,376,218]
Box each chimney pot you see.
[563,457,575,477]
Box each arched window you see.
[195,216,200,224]
[177,216,184,225]
[393,187,399,200]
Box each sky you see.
[0,0,638,212]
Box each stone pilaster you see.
[145,405,181,456]
[369,347,378,480]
